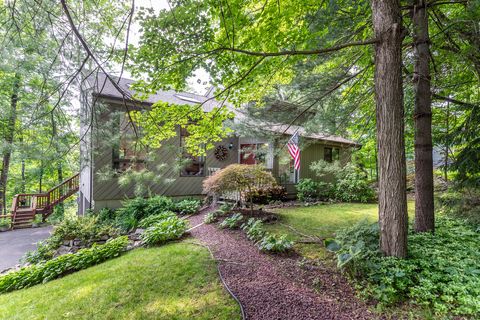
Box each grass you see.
[265,201,414,259]
[0,242,240,320]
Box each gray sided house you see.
[78,74,359,214]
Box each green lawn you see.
[0,242,240,320]
[266,201,414,259]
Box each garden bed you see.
[190,209,377,320]
[230,208,279,223]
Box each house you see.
[78,73,360,214]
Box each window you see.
[180,127,205,176]
[240,143,272,168]
[324,147,340,163]
[112,113,145,172]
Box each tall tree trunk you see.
[371,0,408,257]
[19,134,26,193]
[0,74,20,215]
[413,0,434,233]
[52,113,64,216]
[39,164,43,193]
[444,101,449,185]
[51,113,64,184]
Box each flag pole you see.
[281,128,300,151]
[283,128,301,183]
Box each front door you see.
[240,144,256,165]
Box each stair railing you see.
[9,173,80,225]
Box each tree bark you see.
[412,0,434,233]
[371,0,408,257]
[52,113,64,215]
[51,113,64,184]
[19,135,26,193]
[444,101,449,185]
[0,74,20,215]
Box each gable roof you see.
[84,73,360,147]
[84,72,225,112]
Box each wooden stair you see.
[9,173,79,229]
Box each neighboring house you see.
[78,74,360,214]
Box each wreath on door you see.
[214,145,229,161]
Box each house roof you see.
[85,73,360,147]
[269,125,361,146]
[84,72,225,112]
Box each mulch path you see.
[188,209,382,320]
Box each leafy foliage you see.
[302,161,375,203]
[327,218,480,317]
[24,216,120,264]
[296,179,321,202]
[241,218,266,241]
[173,199,201,215]
[438,188,480,227]
[0,218,10,229]
[203,164,277,210]
[203,212,218,224]
[219,213,244,229]
[245,185,287,204]
[94,208,117,224]
[140,216,188,246]
[113,197,201,231]
[115,196,175,231]
[138,211,177,228]
[219,203,234,212]
[130,102,234,156]
[240,217,293,252]
[23,241,57,265]
[1,236,129,294]
[52,216,119,244]
[257,234,293,253]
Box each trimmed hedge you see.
[0,236,129,294]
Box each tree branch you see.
[213,39,377,57]
[432,94,479,108]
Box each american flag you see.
[287,131,300,170]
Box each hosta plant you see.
[219,213,243,229]
[141,216,188,246]
[257,234,293,253]
[138,211,177,228]
[204,212,218,224]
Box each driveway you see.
[0,226,52,271]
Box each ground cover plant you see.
[327,217,480,317]
[257,234,293,253]
[219,213,244,229]
[174,199,201,215]
[24,216,120,264]
[138,211,177,228]
[204,211,218,224]
[240,218,293,253]
[1,236,129,294]
[0,243,241,320]
[114,196,175,231]
[438,188,480,227]
[107,196,200,231]
[141,216,188,246]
